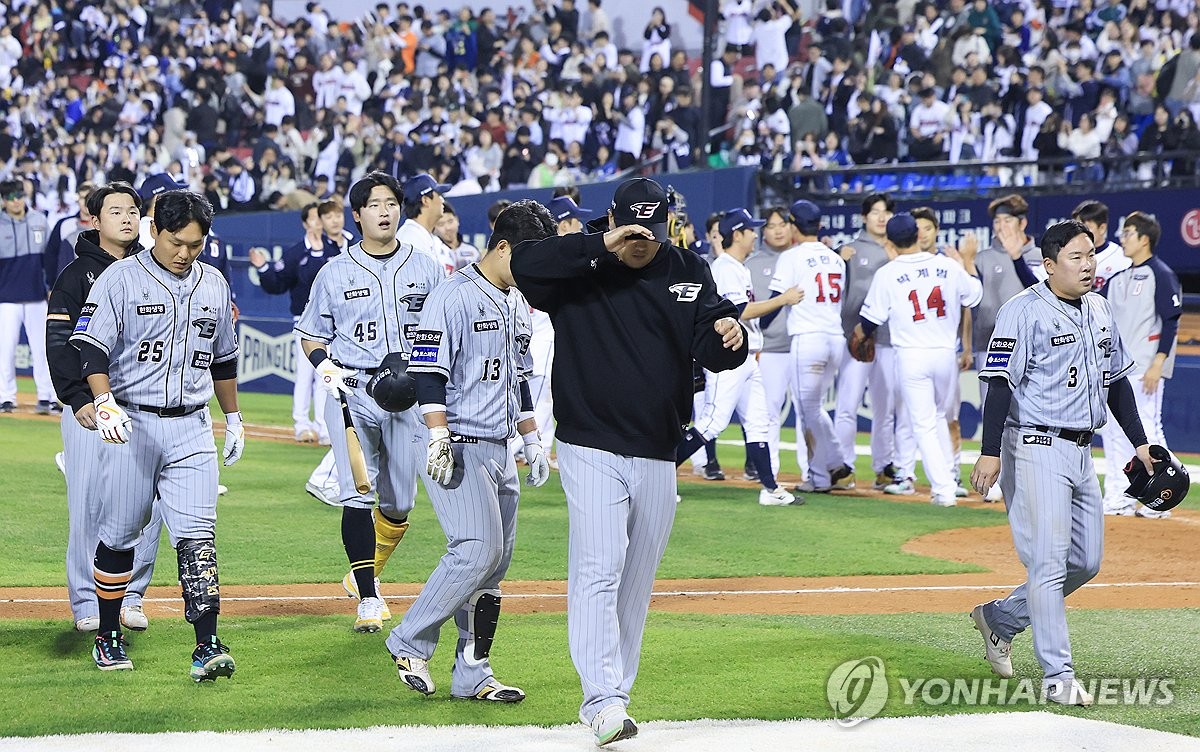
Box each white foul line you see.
[4,581,1198,605]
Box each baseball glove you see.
[848,328,876,363]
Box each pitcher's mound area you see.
[2,713,1193,752]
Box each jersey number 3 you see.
[908,286,946,321]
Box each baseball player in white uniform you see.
[386,200,555,703]
[692,208,800,506]
[855,214,982,506]
[745,205,810,481]
[297,172,445,632]
[765,200,852,492]
[1101,212,1181,518]
[1074,200,1131,293]
[70,190,243,680]
[969,219,1154,707]
[396,173,456,274]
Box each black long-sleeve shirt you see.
[46,231,139,412]
[511,231,747,460]
[256,236,341,316]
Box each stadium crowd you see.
[0,0,1197,225]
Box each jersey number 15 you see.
[814,272,842,302]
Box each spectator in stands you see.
[849,96,899,164]
[614,89,646,169]
[908,87,951,161]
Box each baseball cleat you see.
[970,605,1013,678]
[829,463,854,484]
[794,479,831,493]
[297,428,319,443]
[703,461,725,481]
[342,573,392,620]
[832,475,856,490]
[743,463,760,482]
[759,487,797,506]
[872,463,898,489]
[589,705,638,747]
[36,400,53,415]
[454,679,526,703]
[984,485,1003,503]
[931,495,957,507]
[55,451,66,475]
[0,401,14,413]
[306,481,340,506]
[393,653,435,695]
[74,616,100,632]
[217,484,228,496]
[120,604,149,631]
[191,637,235,682]
[1135,505,1171,519]
[884,478,916,495]
[955,485,969,498]
[93,631,133,671]
[1045,678,1093,707]
[354,596,386,632]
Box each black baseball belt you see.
[1032,425,1094,446]
[116,400,205,418]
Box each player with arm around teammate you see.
[46,182,163,634]
[69,190,244,680]
[764,200,852,494]
[1101,212,1182,519]
[386,200,556,702]
[683,207,800,506]
[511,177,747,746]
[968,220,1155,706]
[296,172,445,633]
[853,214,983,506]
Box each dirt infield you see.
[4,510,1197,622]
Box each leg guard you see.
[463,589,502,665]
[373,509,410,576]
[177,539,220,624]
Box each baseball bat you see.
[339,393,371,494]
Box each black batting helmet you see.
[366,352,417,412]
[1123,444,1189,512]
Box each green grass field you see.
[2,385,1197,738]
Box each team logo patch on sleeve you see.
[192,319,217,339]
[73,303,97,332]
[988,337,1016,352]
[411,345,439,363]
[413,330,442,344]
[985,337,1016,368]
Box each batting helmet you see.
[1123,444,1190,512]
[365,352,417,412]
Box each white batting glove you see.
[316,358,356,398]
[223,411,245,466]
[524,434,549,487]
[427,426,455,486]
[93,392,132,444]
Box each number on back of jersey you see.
[907,285,946,321]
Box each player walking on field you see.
[969,220,1154,707]
[854,213,983,506]
[1100,212,1181,518]
[70,190,243,680]
[511,178,747,746]
[297,172,445,633]
[765,200,852,493]
[386,200,555,703]
[46,182,162,634]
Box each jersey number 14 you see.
[908,286,946,321]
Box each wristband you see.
[307,348,329,367]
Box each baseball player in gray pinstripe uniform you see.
[46,183,162,634]
[969,220,1154,707]
[296,172,445,633]
[70,190,244,681]
[385,199,555,702]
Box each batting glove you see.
[93,392,131,444]
[427,426,455,486]
[523,433,549,487]
[316,358,356,398]
[223,411,245,466]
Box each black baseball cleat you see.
[743,462,760,482]
[36,400,62,415]
[703,461,725,481]
[93,631,133,671]
[830,464,854,484]
[191,637,236,682]
[0,402,14,413]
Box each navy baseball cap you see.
[403,173,451,204]
[549,196,593,222]
[718,208,767,238]
[789,200,822,232]
[139,173,187,201]
[886,213,919,247]
[611,177,670,241]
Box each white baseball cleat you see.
[931,495,957,507]
[884,478,916,495]
[984,485,1003,503]
[588,704,639,747]
[354,597,385,633]
[1135,505,1171,519]
[55,452,66,475]
[970,605,1013,678]
[794,479,831,493]
[74,616,100,632]
[759,487,798,506]
[955,485,969,498]
[342,573,392,620]
[1045,678,1094,707]
[306,481,340,506]
[217,484,228,496]
[393,653,436,695]
[1103,504,1136,516]
[120,604,149,631]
